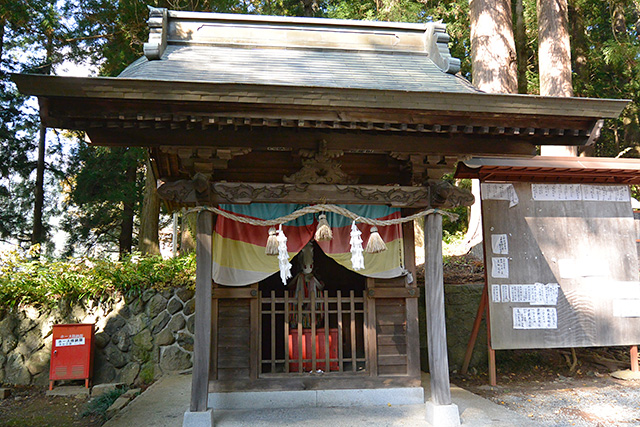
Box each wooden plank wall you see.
[369,276,419,378]
[211,284,258,382]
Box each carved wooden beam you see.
[427,180,475,208]
[157,181,432,207]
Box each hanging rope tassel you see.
[350,220,365,271]
[276,224,293,285]
[365,226,387,253]
[265,227,279,256]
[314,213,333,241]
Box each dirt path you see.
[0,386,102,427]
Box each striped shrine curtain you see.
[211,203,405,286]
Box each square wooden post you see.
[424,213,460,426]
[188,210,213,417]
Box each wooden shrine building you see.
[14,9,628,426]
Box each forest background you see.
[1,0,639,259]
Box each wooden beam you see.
[157,181,432,207]
[190,210,213,412]
[424,213,452,405]
[85,127,543,156]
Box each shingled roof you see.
[117,9,474,93]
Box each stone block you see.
[0,316,17,337]
[146,294,168,318]
[46,386,90,398]
[176,288,195,303]
[106,395,132,419]
[122,388,141,399]
[183,299,196,316]
[142,289,156,303]
[15,327,43,357]
[117,362,140,385]
[105,344,127,368]
[94,332,110,349]
[151,311,171,334]
[5,353,31,385]
[425,402,460,427]
[155,328,175,346]
[25,347,50,375]
[183,409,213,427]
[186,315,194,334]
[93,352,116,384]
[91,382,125,397]
[167,314,185,333]
[129,298,144,315]
[167,298,183,315]
[0,388,10,399]
[104,315,126,336]
[177,331,194,352]
[126,314,148,335]
[132,329,153,351]
[160,345,192,372]
[1,335,17,354]
[112,328,132,352]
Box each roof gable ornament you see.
[424,22,460,74]
[144,6,168,60]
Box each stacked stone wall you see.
[0,287,195,387]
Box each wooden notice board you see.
[481,182,640,350]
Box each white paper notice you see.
[531,184,582,201]
[507,283,559,305]
[491,257,509,278]
[491,285,501,303]
[612,299,640,317]
[481,183,519,207]
[582,185,630,202]
[501,285,510,302]
[513,307,557,329]
[491,234,509,255]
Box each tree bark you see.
[119,164,137,258]
[538,0,575,156]
[31,122,46,245]
[180,209,197,254]
[31,31,54,246]
[0,18,5,63]
[514,0,528,94]
[138,157,161,255]
[469,0,518,93]
[569,3,588,85]
[466,0,519,251]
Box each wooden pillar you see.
[424,213,452,405]
[190,210,213,412]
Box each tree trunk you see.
[31,122,46,245]
[138,157,161,255]
[514,0,528,94]
[538,0,575,156]
[569,3,588,85]
[180,210,197,254]
[466,0,519,252]
[119,164,137,258]
[31,32,54,246]
[469,0,518,93]
[0,18,5,63]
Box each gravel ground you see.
[467,374,640,426]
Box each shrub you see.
[82,387,128,420]
[0,247,196,308]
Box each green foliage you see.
[81,387,127,420]
[0,247,196,309]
